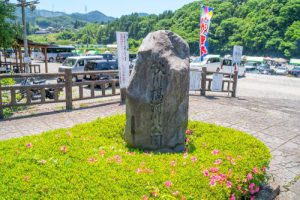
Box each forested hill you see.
[31,0,300,58]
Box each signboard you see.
[200,6,214,61]
[211,73,223,92]
[24,57,31,64]
[233,46,243,64]
[189,70,202,91]
[116,32,130,89]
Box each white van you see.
[190,55,221,73]
[220,58,245,77]
[58,56,103,73]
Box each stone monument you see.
[125,30,190,152]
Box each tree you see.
[0,0,16,49]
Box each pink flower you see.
[237,185,242,191]
[172,191,179,196]
[210,167,219,173]
[220,173,227,181]
[211,149,220,155]
[170,161,176,167]
[250,196,255,200]
[165,181,172,188]
[247,173,253,181]
[39,160,47,165]
[191,156,197,162]
[114,155,122,163]
[142,195,149,200]
[183,152,188,159]
[253,167,259,174]
[151,191,158,197]
[249,183,255,189]
[185,129,192,135]
[250,189,255,195]
[203,169,209,177]
[99,150,105,157]
[88,157,98,163]
[215,159,222,165]
[210,179,216,186]
[255,186,260,193]
[185,138,190,144]
[136,168,142,174]
[262,166,267,172]
[60,145,68,153]
[24,176,30,182]
[26,143,32,148]
[230,194,235,200]
[211,175,221,182]
[226,181,232,188]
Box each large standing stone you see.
[125,30,190,153]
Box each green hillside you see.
[29,0,300,57]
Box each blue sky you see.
[11,0,196,17]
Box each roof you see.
[245,56,264,62]
[67,56,103,60]
[16,38,49,48]
[48,45,75,49]
[290,59,300,65]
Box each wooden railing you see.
[200,67,238,97]
[0,62,41,73]
[0,69,120,119]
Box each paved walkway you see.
[0,94,299,199]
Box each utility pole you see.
[15,0,39,73]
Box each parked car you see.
[84,60,118,88]
[99,53,114,60]
[190,55,221,73]
[220,58,245,76]
[257,64,272,75]
[56,52,77,63]
[274,66,289,75]
[290,66,300,77]
[20,78,55,100]
[244,62,258,70]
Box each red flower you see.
[203,169,209,177]
[26,143,33,148]
[185,130,192,135]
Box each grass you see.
[0,115,271,199]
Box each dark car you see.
[84,60,118,88]
[99,53,114,61]
[257,64,272,75]
[56,52,77,63]
[290,66,300,77]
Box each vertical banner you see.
[233,45,243,64]
[211,73,223,92]
[200,6,214,61]
[116,32,130,89]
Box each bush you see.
[0,115,271,199]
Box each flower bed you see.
[0,115,271,199]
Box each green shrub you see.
[0,115,271,199]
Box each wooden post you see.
[19,48,23,73]
[0,81,3,119]
[120,88,127,103]
[232,71,238,97]
[65,68,73,110]
[201,67,207,96]
[44,48,48,73]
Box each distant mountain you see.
[71,11,115,23]
[14,8,115,29]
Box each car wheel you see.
[49,57,54,62]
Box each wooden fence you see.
[200,67,238,97]
[0,69,120,119]
[0,62,42,73]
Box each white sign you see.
[211,73,223,92]
[233,46,243,64]
[24,57,31,64]
[116,32,130,88]
[189,70,202,91]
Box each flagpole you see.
[199,0,203,60]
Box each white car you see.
[274,66,288,75]
[220,59,245,77]
[190,55,221,73]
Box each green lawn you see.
[0,115,271,199]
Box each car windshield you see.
[294,67,300,70]
[62,58,77,67]
[246,62,256,66]
[223,59,232,66]
[278,67,286,70]
[192,57,202,63]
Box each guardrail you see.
[200,67,238,97]
[0,69,120,119]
